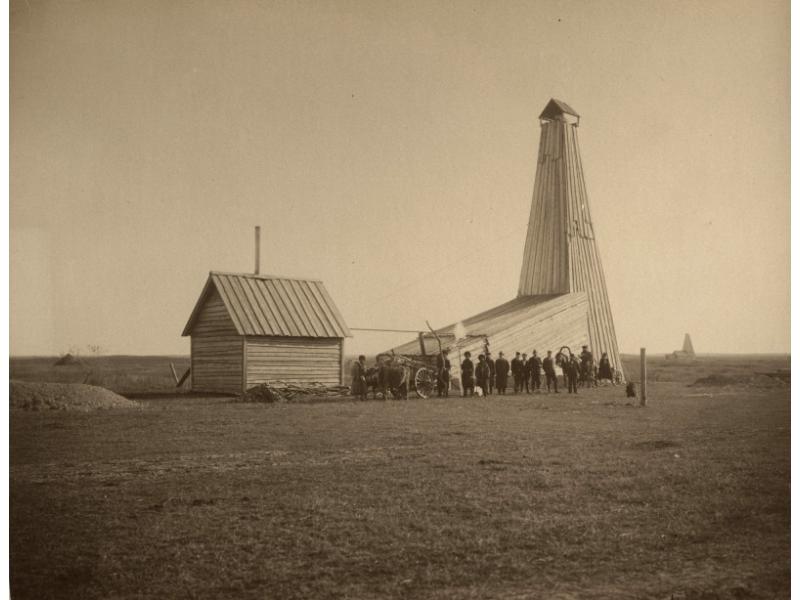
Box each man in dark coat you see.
[511,352,522,393]
[579,345,595,387]
[436,349,451,397]
[351,355,368,400]
[486,353,496,394]
[475,354,490,396]
[529,350,542,393]
[494,351,510,394]
[543,350,559,393]
[461,351,475,397]
[565,353,580,394]
[520,353,530,393]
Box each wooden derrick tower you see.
[392,99,623,381]
[518,99,623,375]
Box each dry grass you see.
[10,355,190,395]
[9,355,790,599]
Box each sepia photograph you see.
[8,1,790,598]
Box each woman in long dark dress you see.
[598,352,613,381]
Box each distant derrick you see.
[682,333,695,356]
[667,334,696,360]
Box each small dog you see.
[625,382,637,398]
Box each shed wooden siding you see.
[190,287,239,337]
[245,337,343,387]
[191,335,243,394]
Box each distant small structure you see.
[182,272,351,394]
[53,353,82,367]
[666,334,696,360]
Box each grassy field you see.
[9,355,790,599]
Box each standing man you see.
[475,354,490,396]
[495,351,510,394]
[566,353,580,394]
[511,352,522,393]
[351,355,368,401]
[520,353,530,394]
[436,349,451,397]
[543,350,559,393]
[461,351,475,397]
[486,352,496,395]
[579,345,594,387]
[530,350,542,393]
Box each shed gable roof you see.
[182,272,351,338]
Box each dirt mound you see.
[53,353,83,367]
[690,373,787,388]
[10,381,140,411]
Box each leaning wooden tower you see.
[518,98,623,375]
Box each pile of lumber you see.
[241,382,352,403]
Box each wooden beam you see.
[169,362,179,385]
[640,348,647,406]
[176,368,191,388]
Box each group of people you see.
[435,346,615,397]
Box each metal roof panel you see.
[182,272,350,338]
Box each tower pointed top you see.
[682,333,695,356]
[539,98,580,121]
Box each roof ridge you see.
[210,271,324,284]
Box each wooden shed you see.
[182,272,351,394]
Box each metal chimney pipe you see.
[255,226,261,275]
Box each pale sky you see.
[10,0,789,356]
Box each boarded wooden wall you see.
[245,337,343,387]
[190,287,243,394]
[191,336,243,394]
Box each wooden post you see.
[418,332,427,356]
[169,361,179,384]
[255,226,261,275]
[640,347,647,406]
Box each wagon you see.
[374,352,440,399]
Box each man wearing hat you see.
[475,354,490,396]
[436,348,451,397]
[520,353,530,393]
[460,351,475,397]
[511,352,523,393]
[543,350,559,393]
[580,345,594,387]
[529,350,542,393]
[486,352,496,395]
[495,351,510,394]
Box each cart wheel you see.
[414,367,437,399]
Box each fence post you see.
[640,348,647,406]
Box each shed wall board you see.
[190,287,238,337]
[245,337,343,387]
[191,335,243,394]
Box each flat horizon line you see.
[8,351,792,359]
